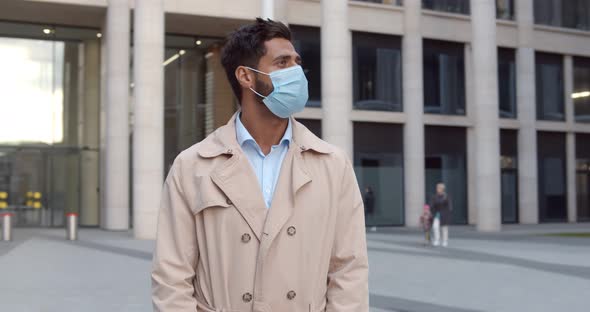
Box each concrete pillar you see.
[516,0,539,224]
[564,55,577,222]
[80,39,101,226]
[261,0,288,23]
[321,0,353,159]
[471,0,501,231]
[465,43,478,225]
[133,0,164,239]
[103,0,130,230]
[262,0,274,19]
[402,0,424,227]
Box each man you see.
[152,18,368,312]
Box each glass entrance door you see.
[0,146,80,227]
[577,159,590,221]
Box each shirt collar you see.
[235,112,292,148]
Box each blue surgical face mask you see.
[246,65,309,118]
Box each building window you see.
[291,26,321,108]
[536,52,564,121]
[425,126,467,224]
[422,0,470,15]
[498,48,517,118]
[500,130,518,223]
[576,133,590,221]
[423,39,466,115]
[574,56,590,122]
[353,0,403,4]
[353,122,404,226]
[352,32,403,112]
[296,119,322,139]
[496,0,515,20]
[164,35,213,172]
[537,132,567,222]
[534,0,590,31]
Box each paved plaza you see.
[0,224,588,312]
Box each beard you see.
[253,76,273,104]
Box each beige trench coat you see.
[152,113,369,312]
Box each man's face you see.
[253,38,302,98]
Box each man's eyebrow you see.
[272,54,291,62]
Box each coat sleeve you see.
[152,158,199,311]
[326,159,369,312]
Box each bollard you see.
[2,213,13,241]
[66,213,78,241]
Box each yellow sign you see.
[33,202,42,209]
[33,192,42,199]
[0,202,7,209]
[26,191,33,198]
[0,192,7,199]
[26,200,33,207]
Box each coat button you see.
[287,226,296,236]
[226,198,232,205]
[286,290,296,300]
[241,233,251,243]
[242,292,252,302]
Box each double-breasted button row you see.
[287,226,296,236]
[286,290,296,300]
[242,292,252,302]
[241,233,251,243]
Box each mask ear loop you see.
[245,66,270,98]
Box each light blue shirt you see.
[235,114,292,208]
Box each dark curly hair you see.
[221,18,292,103]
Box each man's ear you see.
[235,66,254,89]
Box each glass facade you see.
[537,132,567,222]
[498,48,517,118]
[0,21,100,226]
[496,0,515,20]
[500,130,518,223]
[423,39,466,115]
[163,35,211,172]
[422,0,470,15]
[574,56,590,122]
[425,126,467,224]
[353,122,404,226]
[353,0,403,4]
[534,0,590,31]
[576,134,590,221]
[291,26,322,108]
[352,32,403,112]
[536,52,565,121]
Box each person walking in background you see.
[419,204,433,246]
[364,186,377,232]
[430,182,452,247]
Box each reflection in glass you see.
[574,57,590,123]
[354,122,404,226]
[0,38,65,144]
[353,32,402,112]
[501,130,518,223]
[425,126,467,224]
[291,26,322,108]
[536,52,564,121]
[537,132,567,222]
[498,48,517,118]
[423,39,466,115]
[534,0,590,31]
[576,134,590,221]
[422,0,470,15]
[496,0,515,20]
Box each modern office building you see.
[0,0,589,238]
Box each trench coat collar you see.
[197,111,333,159]
[198,111,333,242]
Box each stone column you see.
[80,39,101,226]
[103,0,130,230]
[564,55,577,222]
[133,0,165,239]
[321,0,353,159]
[516,0,539,224]
[471,0,501,231]
[403,0,425,227]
